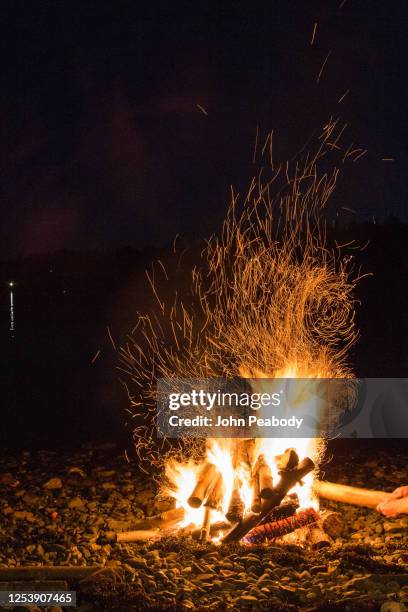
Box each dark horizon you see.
[0,213,407,263]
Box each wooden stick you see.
[320,510,344,538]
[242,508,319,544]
[199,475,224,541]
[314,481,392,508]
[258,456,273,499]
[251,472,262,513]
[275,448,298,471]
[200,507,212,542]
[234,439,255,469]
[307,524,332,549]
[188,462,218,508]
[117,529,161,542]
[129,506,185,530]
[226,479,245,523]
[0,567,101,581]
[222,456,315,543]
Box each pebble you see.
[68,497,86,510]
[384,521,403,533]
[236,595,258,603]
[13,510,35,522]
[381,603,407,612]
[43,477,63,490]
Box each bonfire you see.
[119,119,371,547]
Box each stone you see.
[101,482,115,490]
[127,556,147,569]
[380,603,407,612]
[68,467,87,478]
[68,497,86,510]
[236,595,258,603]
[22,493,40,507]
[43,477,63,490]
[13,510,35,522]
[384,521,402,533]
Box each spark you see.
[338,89,349,104]
[91,349,101,364]
[352,149,367,162]
[311,22,317,46]
[107,326,117,350]
[196,104,208,116]
[121,120,359,472]
[316,50,332,84]
[253,125,259,164]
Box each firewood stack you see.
[113,444,357,547]
[221,446,315,543]
[180,440,317,544]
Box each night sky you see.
[1,1,407,258]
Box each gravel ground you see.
[0,442,407,611]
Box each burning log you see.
[242,507,319,545]
[300,510,343,549]
[200,507,212,542]
[251,472,262,513]
[234,439,256,469]
[222,454,315,543]
[286,510,343,549]
[258,455,274,499]
[275,448,299,470]
[277,509,343,549]
[187,462,218,508]
[314,480,392,508]
[260,497,299,524]
[226,479,245,523]
[306,524,332,549]
[320,510,344,538]
[227,440,257,517]
[251,455,273,511]
[200,475,224,541]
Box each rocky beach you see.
[0,442,406,611]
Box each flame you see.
[164,451,229,529]
[164,448,319,538]
[164,366,323,536]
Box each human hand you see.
[389,485,408,499]
[376,485,408,517]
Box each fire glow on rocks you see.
[121,120,362,545]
